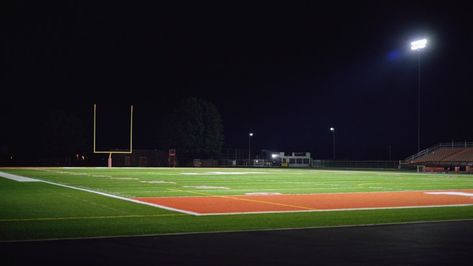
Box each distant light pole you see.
[411,38,428,152]
[248,132,253,166]
[330,127,335,160]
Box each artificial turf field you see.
[1,167,473,242]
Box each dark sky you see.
[2,1,473,160]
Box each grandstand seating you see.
[412,148,463,163]
[445,147,473,162]
[405,142,473,168]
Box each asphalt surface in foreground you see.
[2,220,473,265]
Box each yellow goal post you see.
[93,104,133,167]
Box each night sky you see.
[2,1,473,160]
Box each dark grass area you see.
[3,220,473,265]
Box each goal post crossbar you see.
[93,104,133,167]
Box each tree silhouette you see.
[162,98,224,158]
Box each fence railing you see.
[311,160,399,169]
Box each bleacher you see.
[404,142,473,173]
[411,148,463,164]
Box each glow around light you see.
[330,127,335,131]
[271,153,279,158]
[249,133,253,136]
[411,39,427,50]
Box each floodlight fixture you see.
[249,132,254,136]
[271,153,279,159]
[411,39,427,50]
[330,127,335,131]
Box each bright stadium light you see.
[330,127,335,132]
[271,153,279,159]
[411,39,427,50]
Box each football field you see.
[1,167,473,241]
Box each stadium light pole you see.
[330,127,335,160]
[248,132,254,166]
[411,38,427,152]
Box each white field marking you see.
[209,171,268,175]
[245,192,282,196]
[183,185,230,190]
[92,175,113,178]
[425,192,473,197]
[6,217,473,243]
[110,177,139,180]
[180,171,268,175]
[66,172,89,176]
[140,181,176,184]
[0,171,41,182]
[196,203,473,216]
[13,177,200,216]
[136,189,473,198]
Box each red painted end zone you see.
[135,190,473,215]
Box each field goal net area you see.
[93,104,133,167]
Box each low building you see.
[263,150,311,167]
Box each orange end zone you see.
[134,190,473,215]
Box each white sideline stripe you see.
[425,192,473,197]
[4,175,200,216]
[0,172,41,182]
[196,203,473,216]
[37,180,200,216]
[37,180,201,216]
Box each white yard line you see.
[0,171,199,216]
[0,171,41,182]
[36,179,201,216]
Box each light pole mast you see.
[248,132,253,166]
[330,127,335,160]
[411,38,427,152]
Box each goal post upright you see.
[93,104,134,168]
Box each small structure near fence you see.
[262,150,311,168]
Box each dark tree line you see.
[159,97,224,159]
[1,97,224,165]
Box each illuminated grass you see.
[1,168,473,241]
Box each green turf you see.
[1,167,473,241]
